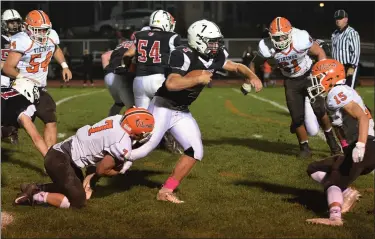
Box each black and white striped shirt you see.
[331,25,360,67]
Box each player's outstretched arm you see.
[101,51,113,69]
[165,72,212,91]
[223,60,263,93]
[308,42,326,61]
[19,114,48,157]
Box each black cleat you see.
[298,143,312,159]
[14,183,41,206]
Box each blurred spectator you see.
[82,49,94,87]
[60,46,72,88]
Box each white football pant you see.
[104,73,134,108]
[304,96,320,136]
[129,96,203,161]
[133,74,165,109]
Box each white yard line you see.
[56,89,105,106]
[231,88,326,141]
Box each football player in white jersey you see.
[3,10,72,149]
[257,17,341,158]
[305,59,375,226]
[14,107,155,209]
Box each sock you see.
[310,171,327,183]
[163,177,180,191]
[33,191,48,204]
[340,139,349,148]
[300,140,308,145]
[324,127,332,133]
[330,206,342,219]
[327,186,343,218]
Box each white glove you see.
[119,161,133,174]
[352,142,366,163]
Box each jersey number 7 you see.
[137,40,161,64]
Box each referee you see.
[331,9,361,88]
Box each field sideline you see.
[1,86,374,238]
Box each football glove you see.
[119,161,133,174]
[352,142,366,163]
[241,83,252,95]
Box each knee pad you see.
[59,196,71,208]
[184,146,203,161]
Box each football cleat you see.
[157,188,184,204]
[306,217,343,226]
[14,183,40,206]
[342,188,362,214]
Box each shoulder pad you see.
[10,32,32,53]
[292,29,313,51]
[327,85,354,110]
[48,29,60,45]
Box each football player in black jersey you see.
[1,78,48,157]
[124,10,180,109]
[102,40,136,116]
[121,20,262,203]
[1,9,23,144]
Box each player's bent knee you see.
[306,161,320,176]
[184,146,203,161]
[69,189,86,209]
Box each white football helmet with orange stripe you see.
[24,10,52,45]
[269,17,293,50]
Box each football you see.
[185,70,211,77]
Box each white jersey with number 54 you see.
[258,28,313,78]
[10,29,59,87]
[327,85,374,137]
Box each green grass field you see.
[1,86,374,238]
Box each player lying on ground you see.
[14,107,154,209]
[305,59,375,226]
[115,19,262,204]
[1,78,48,157]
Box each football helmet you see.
[11,78,40,104]
[1,9,22,35]
[187,19,223,57]
[24,10,52,45]
[149,10,175,32]
[120,107,155,138]
[307,59,346,100]
[269,17,293,50]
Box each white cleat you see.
[83,173,95,200]
[306,217,344,226]
[157,189,184,204]
[342,188,361,214]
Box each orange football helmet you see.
[24,10,52,45]
[269,17,293,50]
[120,107,155,138]
[307,59,346,100]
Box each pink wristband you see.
[164,177,180,191]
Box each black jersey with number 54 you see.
[133,30,180,76]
